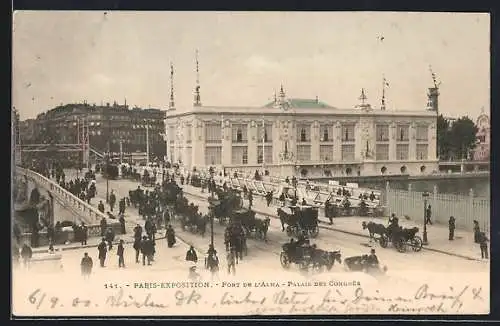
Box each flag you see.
[383,77,389,87]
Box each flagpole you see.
[221,114,224,173]
[146,124,150,166]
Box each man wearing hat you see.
[366,248,379,267]
[448,216,456,240]
[185,245,198,263]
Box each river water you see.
[355,177,490,198]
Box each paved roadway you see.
[12,169,489,316]
[60,169,488,275]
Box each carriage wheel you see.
[411,236,423,252]
[309,226,319,238]
[300,260,310,271]
[379,236,388,248]
[396,239,406,253]
[280,252,291,269]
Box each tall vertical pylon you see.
[169,62,176,110]
[194,49,202,106]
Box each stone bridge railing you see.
[15,167,107,225]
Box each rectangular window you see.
[416,144,428,160]
[341,144,355,161]
[376,125,389,141]
[397,125,409,141]
[320,145,333,161]
[257,145,273,164]
[342,124,355,142]
[205,147,221,165]
[297,145,311,161]
[396,144,409,160]
[185,125,192,143]
[232,146,248,164]
[232,124,248,143]
[416,125,428,141]
[296,125,311,142]
[257,123,272,142]
[205,124,222,143]
[376,144,389,160]
[320,124,333,142]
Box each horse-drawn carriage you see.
[232,209,271,241]
[280,242,342,271]
[343,254,388,275]
[141,170,157,187]
[213,189,243,225]
[362,221,423,253]
[277,205,319,238]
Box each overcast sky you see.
[12,11,490,120]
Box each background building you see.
[473,111,490,161]
[22,101,166,160]
[166,86,438,178]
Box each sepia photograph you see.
[11,11,490,317]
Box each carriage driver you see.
[365,248,379,267]
[386,214,399,239]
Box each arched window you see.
[323,128,329,141]
[381,166,387,174]
[300,128,307,142]
[400,166,407,174]
[346,167,352,175]
[236,129,242,142]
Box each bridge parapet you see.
[15,167,107,225]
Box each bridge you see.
[438,160,489,173]
[13,166,120,246]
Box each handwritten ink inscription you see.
[23,283,486,315]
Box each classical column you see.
[333,122,342,161]
[221,119,231,166]
[388,122,397,161]
[409,122,417,160]
[311,121,320,162]
[248,120,258,165]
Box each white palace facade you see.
[165,86,439,178]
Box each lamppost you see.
[422,191,429,245]
[105,114,111,203]
[207,196,220,247]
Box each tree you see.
[437,114,452,160]
[449,116,478,160]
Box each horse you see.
[311,248,342,271]
[224,226,247,261]
[254,217,271,241]
[205,254,219,279]
[362,221,387,243]
[277,207,298,232]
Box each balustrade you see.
[15,167,107,225]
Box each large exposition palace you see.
[165,82,439,178]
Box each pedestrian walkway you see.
[178,181,486,261]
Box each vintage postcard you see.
[11,11,490,317]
